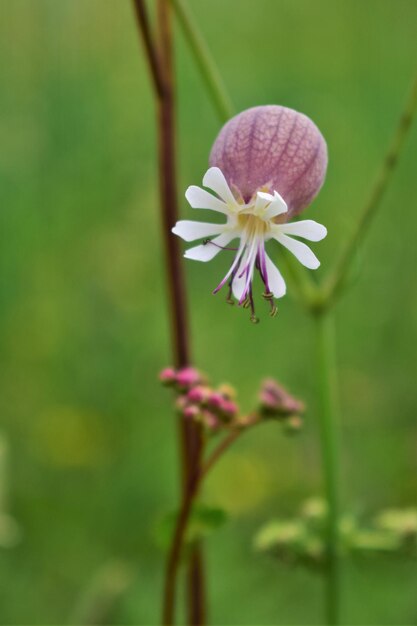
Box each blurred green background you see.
[0,1,416,624]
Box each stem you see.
[132,0,165,99]
[201,428,243,478]
[163,473,199,626]
[131,0,206,622]
[155,0,191,369]
[315,312,341,625]
[163,432,205,626]
[156,0,206,621]
[186,427,206,625]
[323,70,417,305]
[162,420,256,625]
[170,0,234,122]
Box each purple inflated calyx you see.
[210,105,327,216]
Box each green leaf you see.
[153,503,228,552]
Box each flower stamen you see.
[202,238,238,251]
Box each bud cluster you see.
[159,366,238,433]
[160,368,306,437]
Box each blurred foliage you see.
[0,0,416,624]
[255,498,417,569]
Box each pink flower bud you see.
[210,105,327,216]
[259,379,305,417]
[187,385,209,404]
[221,400,238,417]
[176,366,201,389]
[183,405,200,420]
[159,367,176,385]
[207,392,224,409]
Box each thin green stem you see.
[322,70,417,306]
[170,0,234,122]
[315,312,341,625]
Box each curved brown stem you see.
[132,0,165,99]
[162,472,200,626]
[131,0,205,622]
[162,417,260,625]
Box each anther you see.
[269,305,278,318]
[242,297,251,309]
[262,291,274,301]
[250,315,260,324]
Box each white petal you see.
[254,192,272,215]
[212,237,247,294]
[263,191,288,220]
[202,167,238,207]
[279,220,327,242]
[185,185,229,214]
[275,233,320,269]
[184,231,236,262]
[232,249,249,300]
[172,220,225,242]
[264,252,286,298]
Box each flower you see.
[173,106,328,320]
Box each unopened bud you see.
[159,367,176,385]
[259,379,305,418]
[183,405,200,420]
[207,392,224,409]
[187,385,209,404]
[176,366,201,389]
[221,399,238,417]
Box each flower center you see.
[237,213,269,237]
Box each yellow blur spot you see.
[33,407,111,468]
[205,452,272,515]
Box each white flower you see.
[172,167,327,321]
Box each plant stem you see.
[156,1,206,622]
[186,426,206,625]
[132,1,206,622]
[163,445,202,626]
[162,419,258,625]
[161,441,216,626]
[315,311,341,625]
[323,70,417,305]
[132,0,165,99]
[170,0,234,122]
